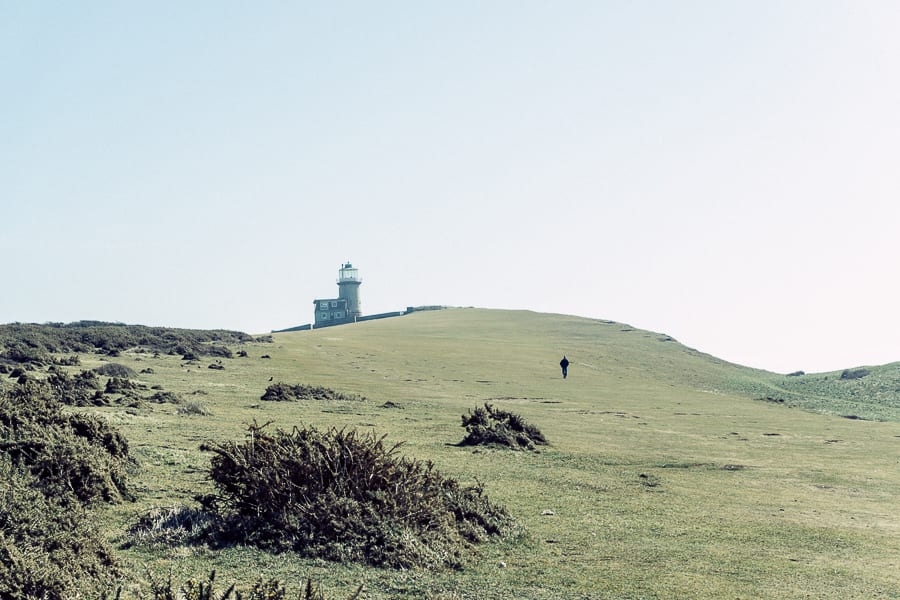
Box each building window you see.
[320,313,329,320]
[320,302,329,310]
[331,301,338,308]
[334,311,344,318]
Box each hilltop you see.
[260,308,899,422]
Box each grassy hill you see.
[3,308,900,598]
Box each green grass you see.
[34,309,900,597]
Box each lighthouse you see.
[337,262,362,319]
[312,262,363,327]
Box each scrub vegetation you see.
[459,402,548,450]
[197,423,512,568]
[1,309,899,598]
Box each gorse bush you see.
[840,368,870,380]
[0,342,48,366]
[460,403,548,450]
[0,321,252,359]
[0,380,131,599]
[105,376,144,396]
[260,383,365,402]
[45,367,104,406]
[94,363,139,378]
[200,423,512,569]
[0,456,119,600]
[0,380,132,506]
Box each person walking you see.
[560,355,569,379]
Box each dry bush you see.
[200,423,512,569]
[459,403,548,450]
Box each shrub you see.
[840,368,870,380]
[0,456,119,600]
[94,363,138,378]
[204,345,234,359]
[459,403,548,450]
[259,383,293,402]
[1,342,49,366]
[0,381,128,598]
[148,391,180,404]
[105,376,144,395]
[54,354,81,366]
[261,383,364,402]
[46,368,104,406]
[0,322,252,358]
[0,380,133,505]
[200,423,512,568]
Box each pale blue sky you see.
[2,2,898,374]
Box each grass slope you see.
[10,308,900,598]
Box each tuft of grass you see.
[120,570,362,600]
[125,505,215,548]
[178,400,212,416]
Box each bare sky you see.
[2,2,898,374]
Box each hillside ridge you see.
[2,308,898,421]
